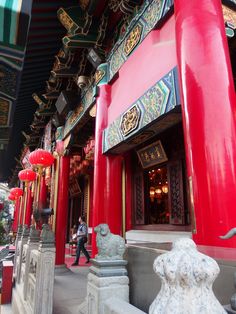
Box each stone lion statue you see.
[94,224,126,260]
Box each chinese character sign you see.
[137,140,168,168]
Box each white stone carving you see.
[94,224,126,260]
[149,238,227,314]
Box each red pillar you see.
[175,0,236,247]
[92,84,109,256]
[1,261,13,304]
[106,155,123,235]
[25,186,33,226]
[18,196,23,225]
[92,84,123,256]
[38,175,47,210]
[12,198,20,232]
[55,156,70,265]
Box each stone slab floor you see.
[0,266,89,314]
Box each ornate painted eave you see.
[0,0,78,182]
[3,0,235,185]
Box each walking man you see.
[72,216,90,266]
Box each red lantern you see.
[18,169,37,182]
[8,194,16,201]
[29,149,54,168]
[10,187,23,197]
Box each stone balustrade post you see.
[149,238,227,314]
[78,224,129,314]
[22,225,40,300]
[16,225,30,284]
[33,224,55,314]
[12,224,55,314]
[13,224,23,278]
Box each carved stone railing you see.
[12,224,55,314]
[78,223,129,314]
[15,225,29,284]
[79,228,226,314]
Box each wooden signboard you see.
[136,140,168,169]
[69,177,81,197]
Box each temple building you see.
[0,0,236,310]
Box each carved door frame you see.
[167,160,186,225]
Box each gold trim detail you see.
[32,93,46,106]
[189,176,196,234]
[58,10,74,31]
[120,105,140,137]
[94,69,105,84]
[124,24,142,56]
[222,5,236,26]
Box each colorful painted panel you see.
[0,63,19,99]
[223,4,236,37]
[103,67,180,153]
[107,0,173,81]
[137,140,168,168]
[63,85,98,138]
[0,97,11,126]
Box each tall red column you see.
[12,198,20,232]
[55,156,70,265]
[38,175,47,210]
[25,186,33,226]
[106,155,123,234]
[175,0,236,247]
[92,84,123,256]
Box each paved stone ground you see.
[0,266,89,314]
[53,266,89,314]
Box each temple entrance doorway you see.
[131,123,191,231]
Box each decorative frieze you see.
[107,0,173,81]
[0,97,11,127]
[63,85,98,139]
[120,105,141,137]
[124,24,143,56]
[103,67,180,153]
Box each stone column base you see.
[78,259,129,314]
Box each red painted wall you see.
[108,15,177,124]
